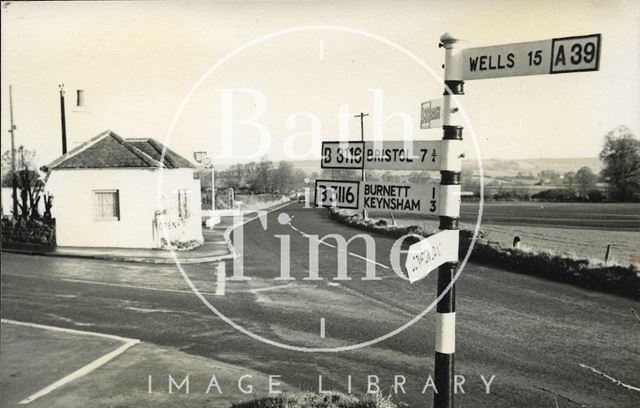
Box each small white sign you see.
[458,34,601,80]
[405,230,459,283]
[193,151,208,164]
[321,140,441,171]
[420,98,443,129]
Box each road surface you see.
[1,202,638,407]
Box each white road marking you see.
[61,278,218,297]
[1,319,138,343]
[579,363,640,392]
[215,262,226,296]
[1,319,139,405]
[287,219,391,270]
[250,283,298,293]
[320,317,325,338]
[5,273,299,297]
[456,191,475,196]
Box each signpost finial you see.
[439,33,459,48]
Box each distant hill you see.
[462,157,602,177]
[216,157,602,178]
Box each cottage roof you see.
[43,130,195,170]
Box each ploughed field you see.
[372,202,640,267]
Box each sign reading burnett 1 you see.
[458,34,601,80]
[315,179,439,215]
[321,140,441,171]
[405,230,458,283]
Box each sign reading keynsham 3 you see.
[315,179,439,215]
[458,34,601,80]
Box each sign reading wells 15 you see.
[458,34,601,80]
[321,140,441,171]
[315,179,439,215]
[405,230,459,283]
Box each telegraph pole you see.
[8,85,18,217]
[354,112,369,219]
[59,84,67,154]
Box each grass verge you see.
[231,391,397,408]
[328,208,639,299]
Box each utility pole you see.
[354,112,369,219]
[8,85,18,218]
[59,84,67,154]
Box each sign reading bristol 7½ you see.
[321,140,441,171]
[458,34,601,80]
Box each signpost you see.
[321,140,441,171]
[405,230,458,283]
[456,34,601,80]
[314,31,602,408]
[425,32,603,408]
[315,179,440,216]
[193,151,217,227]
[420,98,443,129]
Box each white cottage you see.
[42,130,203,249]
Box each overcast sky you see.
[2,0,639,167]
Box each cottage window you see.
[93,190,120,221]
[178,189,190,219]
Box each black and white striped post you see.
[434,32,463,408]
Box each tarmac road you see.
[1,202,638,407]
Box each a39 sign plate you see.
[315,179,439,215]
[458,34,601,80]
[321,140,441,171]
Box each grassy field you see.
[372,202,640,267]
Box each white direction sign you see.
[420,98,443,129]
[405,230,459,283]
[315,179,439,215]
[458,34,601,80]
[321,140,441,171]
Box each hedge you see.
[1,216,56,246]
[328,209,638,299]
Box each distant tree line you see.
[209,158,314,195]
[460,126,640,202]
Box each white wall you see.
[46,168,202,249]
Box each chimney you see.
[76,89,85,107]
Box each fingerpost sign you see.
[321,140,442,171]
[457,34,601,80]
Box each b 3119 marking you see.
[321,140,441,171]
